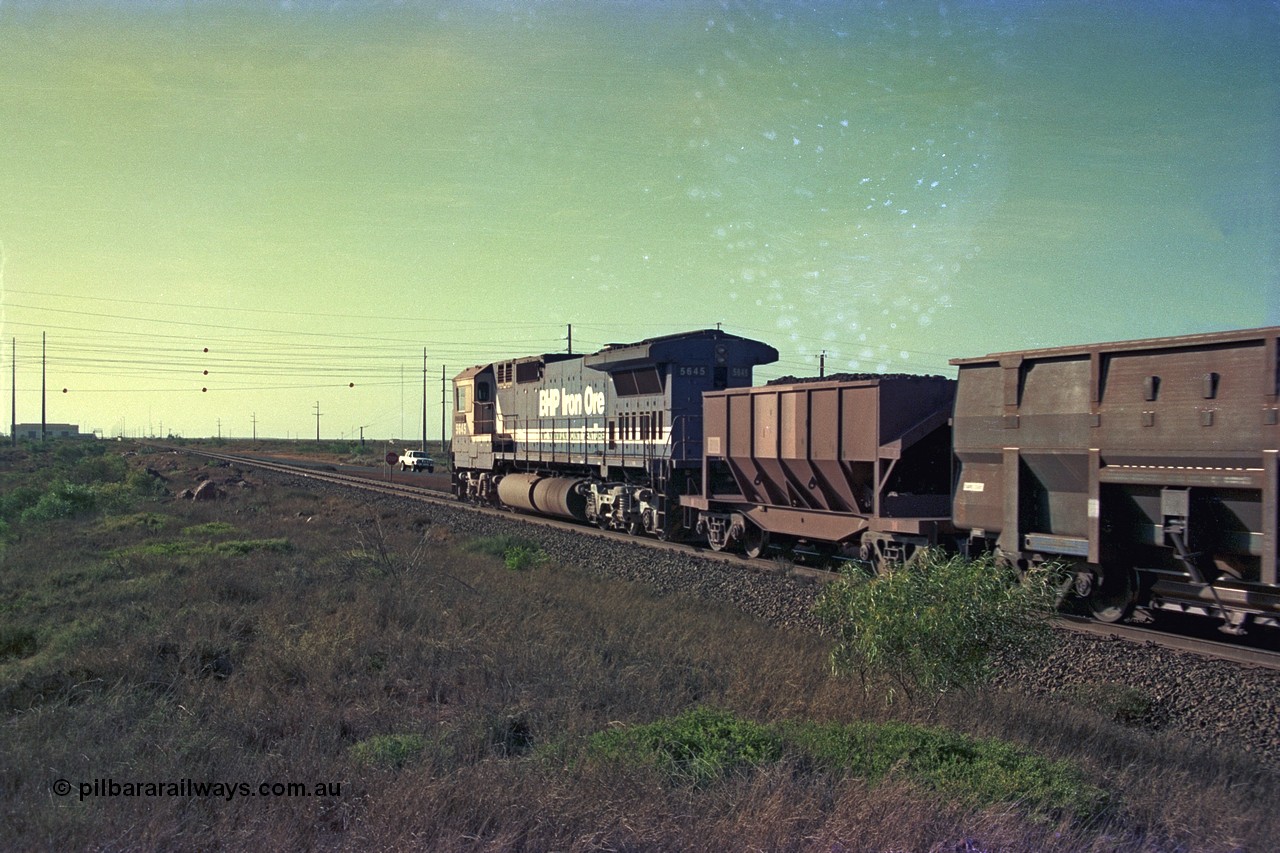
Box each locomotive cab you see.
[453,366,496,437]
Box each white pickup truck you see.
[399,450,435,473]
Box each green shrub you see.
[124,467,168,498]
[778,718,1109,819]
[813,550,1062,702]
[465,534,548,571]
[503,544,547,571]
[589,707,782,786]
[20,482,99,523]
[212,538,292,556]
[589,709,1109,819]
[70,453,129,485]
[350,734,427,769]
[182,522,237,537]
[0,485,43,522]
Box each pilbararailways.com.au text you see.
[53,778,342,802]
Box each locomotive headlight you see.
[714,343,728,364]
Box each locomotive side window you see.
[516,360,542,383]
[475,382,491,403]
[456,384,471,412]
[613,368,664,396]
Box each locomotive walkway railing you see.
[498,414,702,475]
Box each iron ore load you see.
[452,325,1280,635]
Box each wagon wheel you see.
[1089,565,1136,623]
[742,523,770,560]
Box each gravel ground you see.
[265,470,1280,772]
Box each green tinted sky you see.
[1,1,1276,439]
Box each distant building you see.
[13,423,97,440]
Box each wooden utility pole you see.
[440,364,446,458]
[421,348,427,451]
[313,401,322,442]
[41,332,46,441]
[10,338,15,446]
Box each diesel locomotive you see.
[452,326,1280,634]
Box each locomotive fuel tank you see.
[496,473,590,522]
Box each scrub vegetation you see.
[814,551,1063,703]
[1,441,1274,851]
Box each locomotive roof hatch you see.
[583,328,779,373]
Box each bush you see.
[813,550,1061,703]
[20,482,99,523]
[778,718,1109,819]
[0,485,43,522]
[503,544,547,571]
[70,453,129,485]
[589,709,1109,819]
[465,534,548,571]
[589,707,782,786]
[350,734,427,769]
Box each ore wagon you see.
[951,327,1280,631]
[684,375,956,563]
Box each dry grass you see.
[0,442,1276,851]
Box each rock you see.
[191,480,224,501]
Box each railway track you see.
[162,445,1280,672]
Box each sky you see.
[1,0,1276,440]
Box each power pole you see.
[421,348,427,451]
[440,364,446,458]
[313,401,322,442]
[820,350,826,378]
[41,332,46,441]
[10,337,15,446]
[216,417,222,440]
[567,323,572,355]
[251,412,257,441]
